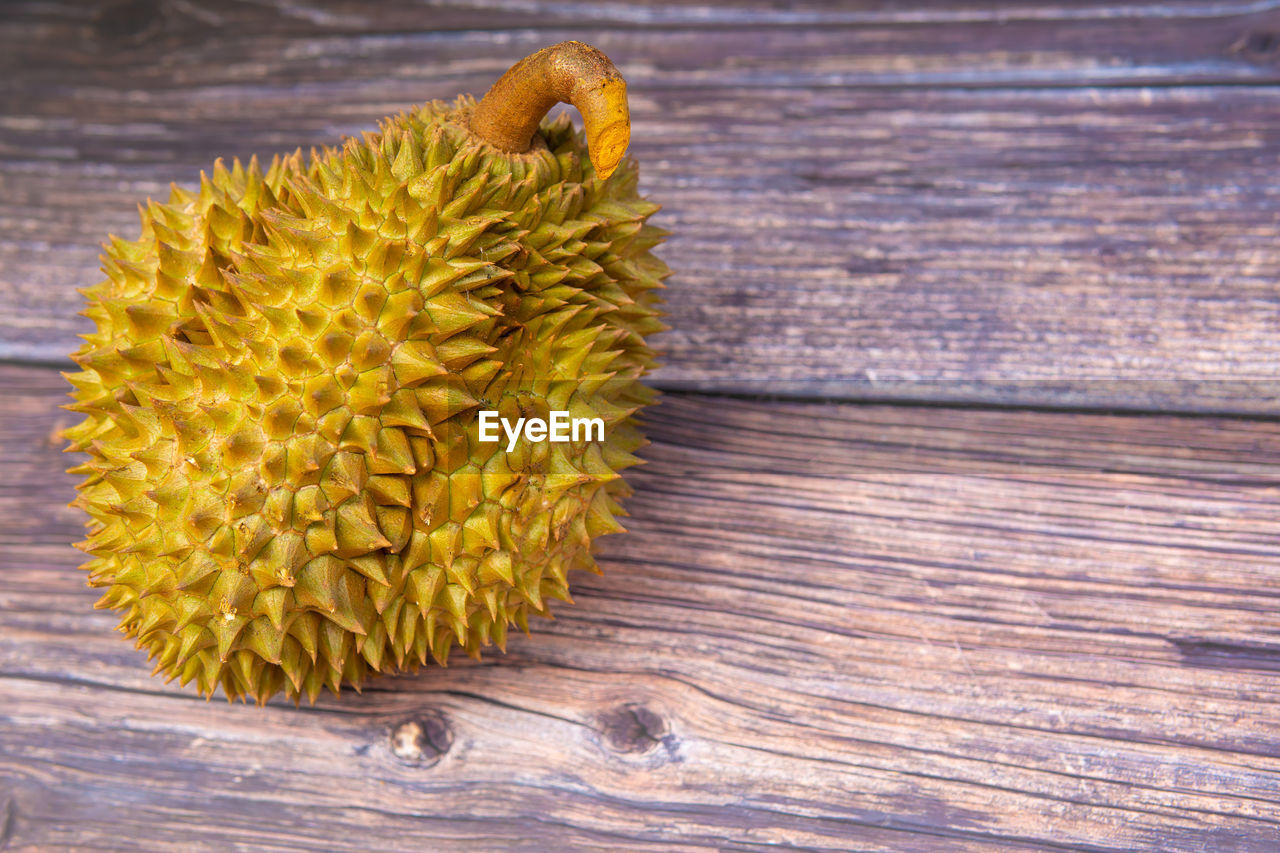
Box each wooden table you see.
[3,2,1280,850]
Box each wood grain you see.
[4,1,1280,411]
[4,363,1280,851]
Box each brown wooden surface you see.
[3,364,1280,851]
[5,1,1280,409]
[4,1,1280,850]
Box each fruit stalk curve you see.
[469,40,630,180]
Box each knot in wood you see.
[389,710,453,766]
[597,703,670,755]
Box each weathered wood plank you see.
[14,0,1280,37]
[3,4,1280,411]
[8,0,1280,87]
[3,363,1280,851]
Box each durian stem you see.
[470,41,630,180]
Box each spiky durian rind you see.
[64,97,666,704]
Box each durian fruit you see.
[63,42,667,704]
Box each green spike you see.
[371,427,415,475]
[289,611,322,664]
[442,584,469,641]
[335,500,393,557]
[389,340,445,386]
[175,623,215,666]
[349,553,391,588]
[366,474,411,508]
[241,616,286,664]
[409,565,446,616]
[293,555,346,614]
[253,586,291,631]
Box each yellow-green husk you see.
[64,96,666,703]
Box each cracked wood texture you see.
[4,365,1280,851]
[4,0,1280,410]
[4,0,1280,851]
